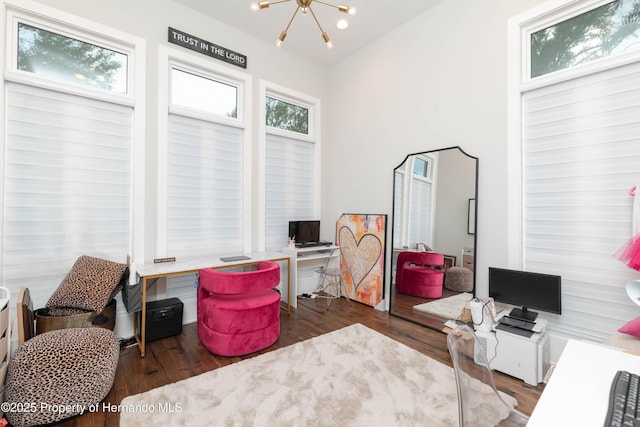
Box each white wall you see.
[324,0,547,305]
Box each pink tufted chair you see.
[395,251,445,298]
[197,261,281,356]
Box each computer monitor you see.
[288,220,320,244]
[488,267,562,322]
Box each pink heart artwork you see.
[338,226,382,294]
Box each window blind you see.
[3,82,132,306]
[393,170,405,248]
[167,113,244,258]
[163,113,244,301]
[522,60,640,340]
[265,132,316,251]
[409,178,433,250]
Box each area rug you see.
[119,323,515,427]
[413,292,473,320]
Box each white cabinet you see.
[282,245,340,308]
[489,319,550,386]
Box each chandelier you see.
[251,0,356,48]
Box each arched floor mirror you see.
[389,146,478,330]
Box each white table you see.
[282,245,339,307]
[528,339,640,426]
[133,252,290,357]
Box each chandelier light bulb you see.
[336,19,349,30]
[251,1,270,11]
[322,32,332,48]
[337,4,356,15]
[277,30,287,46]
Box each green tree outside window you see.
[531,0,640,78]
[265,96,309,135]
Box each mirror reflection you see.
[389,146,478,330]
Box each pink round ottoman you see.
[402,266,445,298]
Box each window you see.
[261,84,320,252]
[171,68,237,118]
[530,0,640,78]
[163,61,248,258]
[510,0,640,341]
[264,133,316,251]
[412,157,430,178]
[409,156,435,249]
[393,170,405,249]
[166,114,244,257]
[393,155,436,250]
[156,49,251,305]
[265,96,309,135]
[2,5,143,308]
[17,22,128,93]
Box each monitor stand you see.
[509,307,538,323]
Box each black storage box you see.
[140,298,183,342]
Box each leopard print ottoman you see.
[3,328,119,427]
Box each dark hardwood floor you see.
[53,297,544,426]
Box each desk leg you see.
[287,258,291,314]
[133,277,148,357]
[277,258,292,315]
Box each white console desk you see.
[134,252,290,357]
[528,339,640,426]
[282,245,340,308]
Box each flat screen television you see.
[288,220,320,244]
[488,267,562,322]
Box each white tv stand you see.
[476,317,550,386]
[282,245,340,308]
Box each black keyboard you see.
[605,370,639,427]
[295,241,331,248]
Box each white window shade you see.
[522,60,640,340]
[393,170,405,249]
[3,82,132,305]
[409,178,433,250]
[167,114,244,258]
[265,132,315,251]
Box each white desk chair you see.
[447,324,529,426]
[313,248,350,307]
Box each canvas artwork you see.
[336,214,387,307]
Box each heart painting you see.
[336,214,387,307]
[338,227,381,289]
